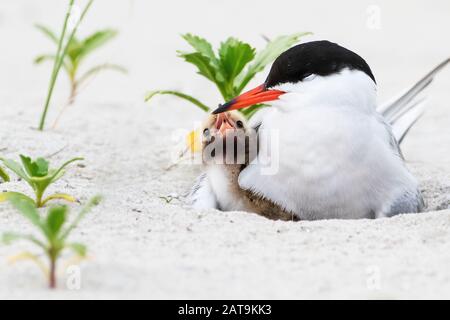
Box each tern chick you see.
[189,111,297,221]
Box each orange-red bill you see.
[212,84,285,114]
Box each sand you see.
[0,0,449,299]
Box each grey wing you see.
[377,114,425,216]
[377,113,405,160]
[386,190,425,217]
[187,173,218,209]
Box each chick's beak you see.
[212,84,285,114]
[215,113,234,136]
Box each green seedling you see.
[37,0,93,131]
[2,195,102,289]
[35,25,126,107]
[146,32,311,119]
[0,155,83,207]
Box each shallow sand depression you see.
[1,0,450,299]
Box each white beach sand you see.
[0,0,449,299]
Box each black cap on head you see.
[265,40,376,88]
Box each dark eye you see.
[236,120,244,128]
[203,128,210,137]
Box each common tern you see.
[189,40,449,220]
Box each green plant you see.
[37,0,93,131]
[35,25,126,107]
[0,155,83,207]
[2,195,101,289]
[145,32,311,119]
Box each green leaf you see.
[19,155,34,176]
[0,158,30,183]
[67,242,87,257]
[145,90,210,112]
[73,29,118,62]
[46,205,67,237]
[34,54,57,65]
[41,193,77,207]
[237,32,312,92]
[178,52,228,98]
[218,38,255,87]
[7,251,49,277]
[35,24,59,44]
[0,165,10,182]
[77,63,127,85]
[0,192,35,205]
[34,54,72,75]
[181,33,219,67]
[60,195,102,241]
[8,195,43,230]
[178,52,217,83]
[2,232,27,244]
[35,158,49,176]
[2,232,47,250]
[19,155,49,177]
[66,38,81,65]
[35,24,81,60]
[49,157,83,183]
[179,34,229,98]
[48,169,65,183]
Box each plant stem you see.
[69,81,77,106]
[51,100,72,129]
[51,76,77,129]
[36,189,44,208]
[38,0,75,131]
[49,254,57,289]
[51,85,76,129]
